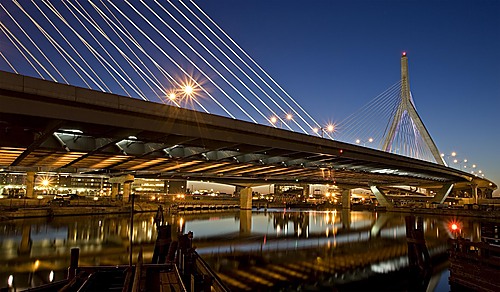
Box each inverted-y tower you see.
[382,53,446,165]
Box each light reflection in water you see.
[0,209,497,290]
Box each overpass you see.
[0,70,495,205]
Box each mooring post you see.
[68,247,80,279]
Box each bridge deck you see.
[0,70,493,190]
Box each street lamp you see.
[453,158,468,170]
[270,113,293,128]
[165,82,198,106]
[313,124,334,138]
[355,137,374,147]
[440,151,457,165]
[184,85,194,96]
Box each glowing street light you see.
[42,179,50,187]
[184,85,194,96]
[440,152,458,166]
[313,124,335,138]
[270,113,293,128]
[270,116,277,125]
[165,80,199,106]
[453,158,469,170]
[355,137,374,146]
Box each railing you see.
[193,250,230,292]
[449,237,500,291]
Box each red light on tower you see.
[402,51,407,57]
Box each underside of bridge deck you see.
[0,71,494,191]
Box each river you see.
[0,208,496,291]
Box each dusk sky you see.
[199,0,500,195]
[0,0,499,195]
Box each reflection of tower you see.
[18,224,32,255]
[405,216,432,288]
[382,53,444,165]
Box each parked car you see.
[68,193,85,200]
[48,196,70,206]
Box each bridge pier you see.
[240,187,253,210]
[431,183,454,204]
[111,183,120,200]
[370,186,394,208]
[341,189,351,209]
[109,174,134,201]
[471,183,478,204]
[26,171,35,199]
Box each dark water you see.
[0,208,494,291]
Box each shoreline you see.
[2,199,500,221]
[0,198,242,221]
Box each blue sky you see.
[0,0,499,195]
[199,0,500,195]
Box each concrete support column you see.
[341,189,351,209]
[123,181,132,202]
[471,183,478,204]
[370,186,394,208]
[240,187,253,210]
[26,171,35,199]
[109,174,134,202]
[478,188,486,200]
[431,183,454,204]
[111,183,119,200]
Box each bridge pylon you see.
[382,53,446,165]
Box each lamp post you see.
[270,113,293,129]
[355,137,374,147]
[453,158,468,170]
[440,151,457,166]
[166,83,198,107]
[313,124,334,138]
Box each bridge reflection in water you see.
[0,209,489,291]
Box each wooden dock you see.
[449,237,500,291]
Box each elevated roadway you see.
[0,71,496,192]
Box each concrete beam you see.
[109,174,134,184]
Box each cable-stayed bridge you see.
[0,1,496,204]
